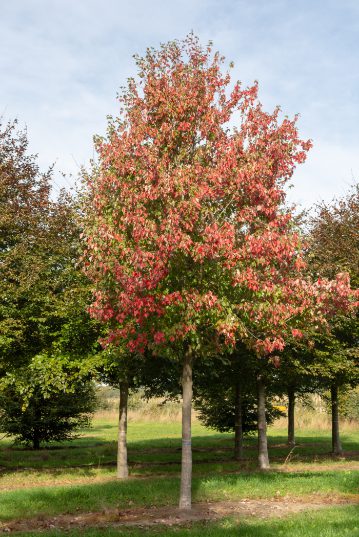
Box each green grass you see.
[11,505,359,537]
[0,421,226,469]
[1,419,357,471]
[0,414,358,532]
[0,469,357,521]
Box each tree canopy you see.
[0,119,101,448]
[82,35,356,507]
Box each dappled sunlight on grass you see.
[0,415,358,478]
[0,413,357,531]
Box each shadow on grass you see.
[0,430,358,475]
[0,469,358,522]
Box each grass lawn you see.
[0,413,358,535]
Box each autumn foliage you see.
[83,35,355,364]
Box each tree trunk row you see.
[114,376,343,511]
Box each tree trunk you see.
[234,380,244,460]
[257,374,270,470]
[32,406,41,450]
[287,387,296,447]
[117,382,129,478]
[32,436,40,450]
[331,383,343,456]
[179,349,193,510]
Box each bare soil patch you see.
[1,497,358,533]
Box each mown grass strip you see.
[1,435,358,471]
[0,470,357,522]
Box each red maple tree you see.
[83,35,355,507]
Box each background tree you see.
[0,119,51,370]
[309,319,358,455]
[307,185,359,455]
[193,349,285,460]
[0,119,101,448]
[92,346,146,478]
[309,185,359,286]
[0,370,97,449]
[272,338,318,447]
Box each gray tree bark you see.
[331,383,343,456]
[179,350,193,509]
[234,380,244,460]
[287,387,296,447]
[117,382,129,479]
[257,374,270,470]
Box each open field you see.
[0,409,358,536]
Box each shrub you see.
[0,381,97,449]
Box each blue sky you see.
[1,0,358,208]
